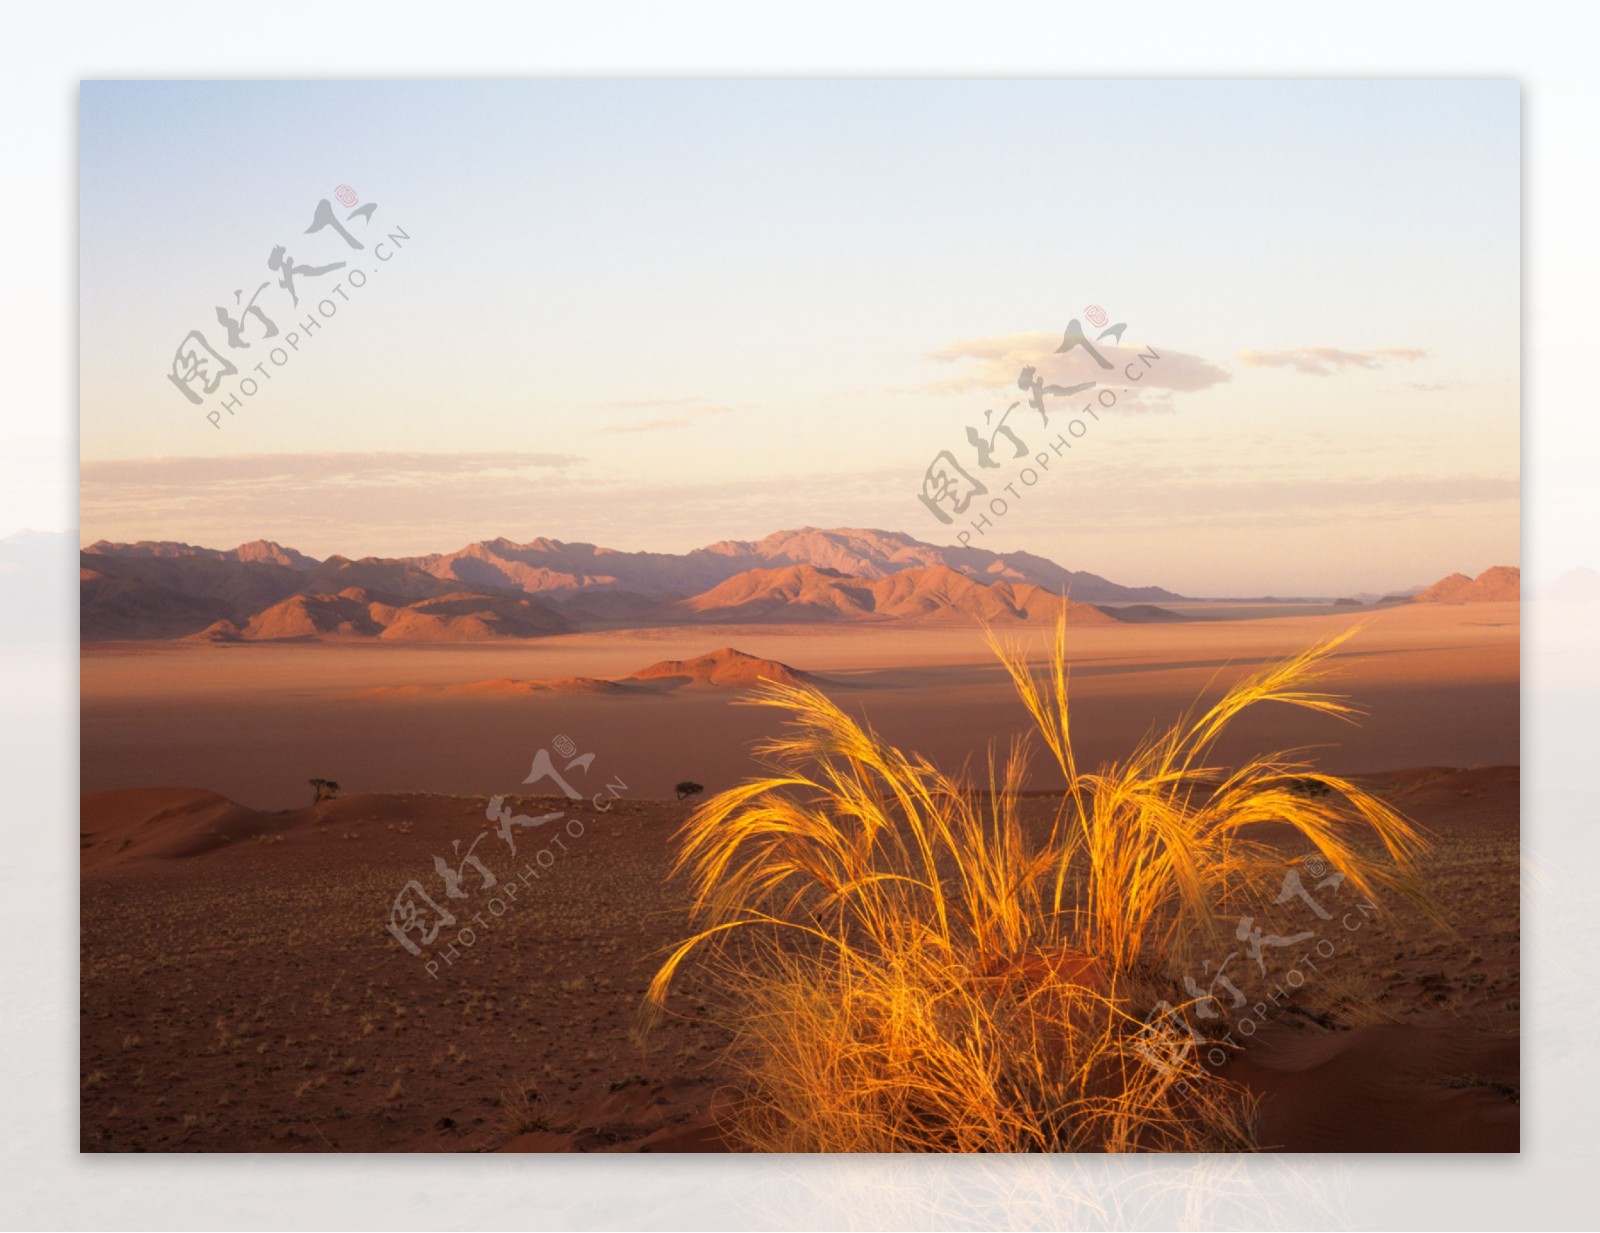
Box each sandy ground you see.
[80,768,1518,1153]
[81,603,1518,809]
[80,788,733,1152]
[79,602,1519,1152]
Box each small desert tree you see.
[309,777,341,803]
[675,781,705,802]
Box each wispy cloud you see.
[595,399,735,433]
[1052,463,1518,531]
[601,415,694,434]
[81,452,590,556]
[598,397,733,412]
[78,450,1519,568]
[79,461,917,559]
[1236,346,1427,376]
[81,451,581,486]
[925,330,1230,414]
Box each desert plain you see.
[81,585,1518,1152]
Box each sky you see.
[78,80,1520,596]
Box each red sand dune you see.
[351,647,817,698]
[79,787,293,869]
[625,646,816,689]
[442,676,655,697]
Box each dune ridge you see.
[356,646,819,698]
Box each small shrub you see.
[644,617,1436,1152]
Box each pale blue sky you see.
[79,80,1519,595]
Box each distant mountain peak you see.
[82,538,318,569]
[1413,566,1520,604]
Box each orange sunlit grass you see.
[644,617,1438,1151]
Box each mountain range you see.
[78,528,1520,642]
[80,527,1183,642]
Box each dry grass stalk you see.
[644,617,1435,1151]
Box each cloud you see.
[79,447,1520,567]
[600,415,694,433]
[74,451,960,562]
[1058,466,1518,531]
[80,452,589,555]
[79,459,921,559]
[81,451,581,487]
[596,400,735,433]
[1236,346,1427,376]
[925,330,1230,414]
[598,397,728,411]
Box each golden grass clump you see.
[644,617,1435,1152]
